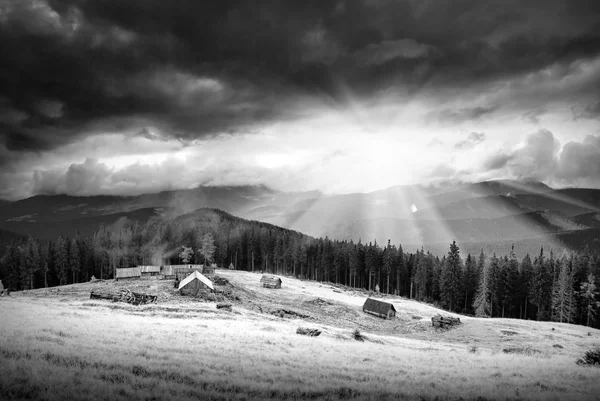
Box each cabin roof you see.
[362,298,396,314]
[139,265,161,273]
[178,271,214,291]
[260,275,282,284]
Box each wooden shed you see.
[178,271,214,296]
[260,275,282,289]
[115,267,141,280]
[362,298,396,319]
[139,265,161,276]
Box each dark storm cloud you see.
[2,0,600,153]
[572,101,600,120]
[428,107,497,124]
[522,108,547,124]
[454,132,486,149]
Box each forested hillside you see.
[1,207,599,329]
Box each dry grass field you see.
[1,269,600,400]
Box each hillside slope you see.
[2,270,600,400]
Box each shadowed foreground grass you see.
[1,297,600,401]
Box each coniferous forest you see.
[1,208,599,329]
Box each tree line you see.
[0,208,599,328]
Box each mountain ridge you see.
[1,180,600,254]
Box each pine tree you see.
[383,240,395,294]
[42,240,52,288]
[365,242,377,291]
[395,243,406,295]
[414,249,429,300]
[441,241,462,311]
[463,253,477,314]
[506,247,521,318]
[1,243,21,290]
[198,232,216,266]
[474,254,492,317]
[69,237,80,284]
[21,236,40,290]
[55,236,69,285]
[551,257,576,323]
[529,247,551,320]
[495,256,510,317]
[580,273,599,327]
[348,244,359,287]
[520,253,533,319]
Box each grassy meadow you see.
[1,270,600,400]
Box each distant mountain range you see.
[1,180,600,256]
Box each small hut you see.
[178,271,214,296]
[260,275,282,289]
[362,298,396,319]
[115,267,141,280]
[139,265,161,276]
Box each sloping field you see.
[1,269,600,400]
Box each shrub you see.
[576,348,600,367]
[352,329,365,342]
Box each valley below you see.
[2,270,600,401]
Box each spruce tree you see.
[462,253,477,314]
[383,240,395,294]
[441,241,462,311]
[529,248,550,320]
[551,257,576,323]
[21,236,40,290]
[474,254,492,317]
[55,236,69,285]
[506,247,521,318]
[69,237,80,284]
[495,256,509,317]
[520,253,533,319]
[396,244,406,295]
[580,273,599,327]
[199,232,216,266]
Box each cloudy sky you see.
[1,0,600,200]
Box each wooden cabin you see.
[139,265,161,276]
[178,271,214,296]
[115,267,141,281]
[260,275,282,289]
[362,298,396,319]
